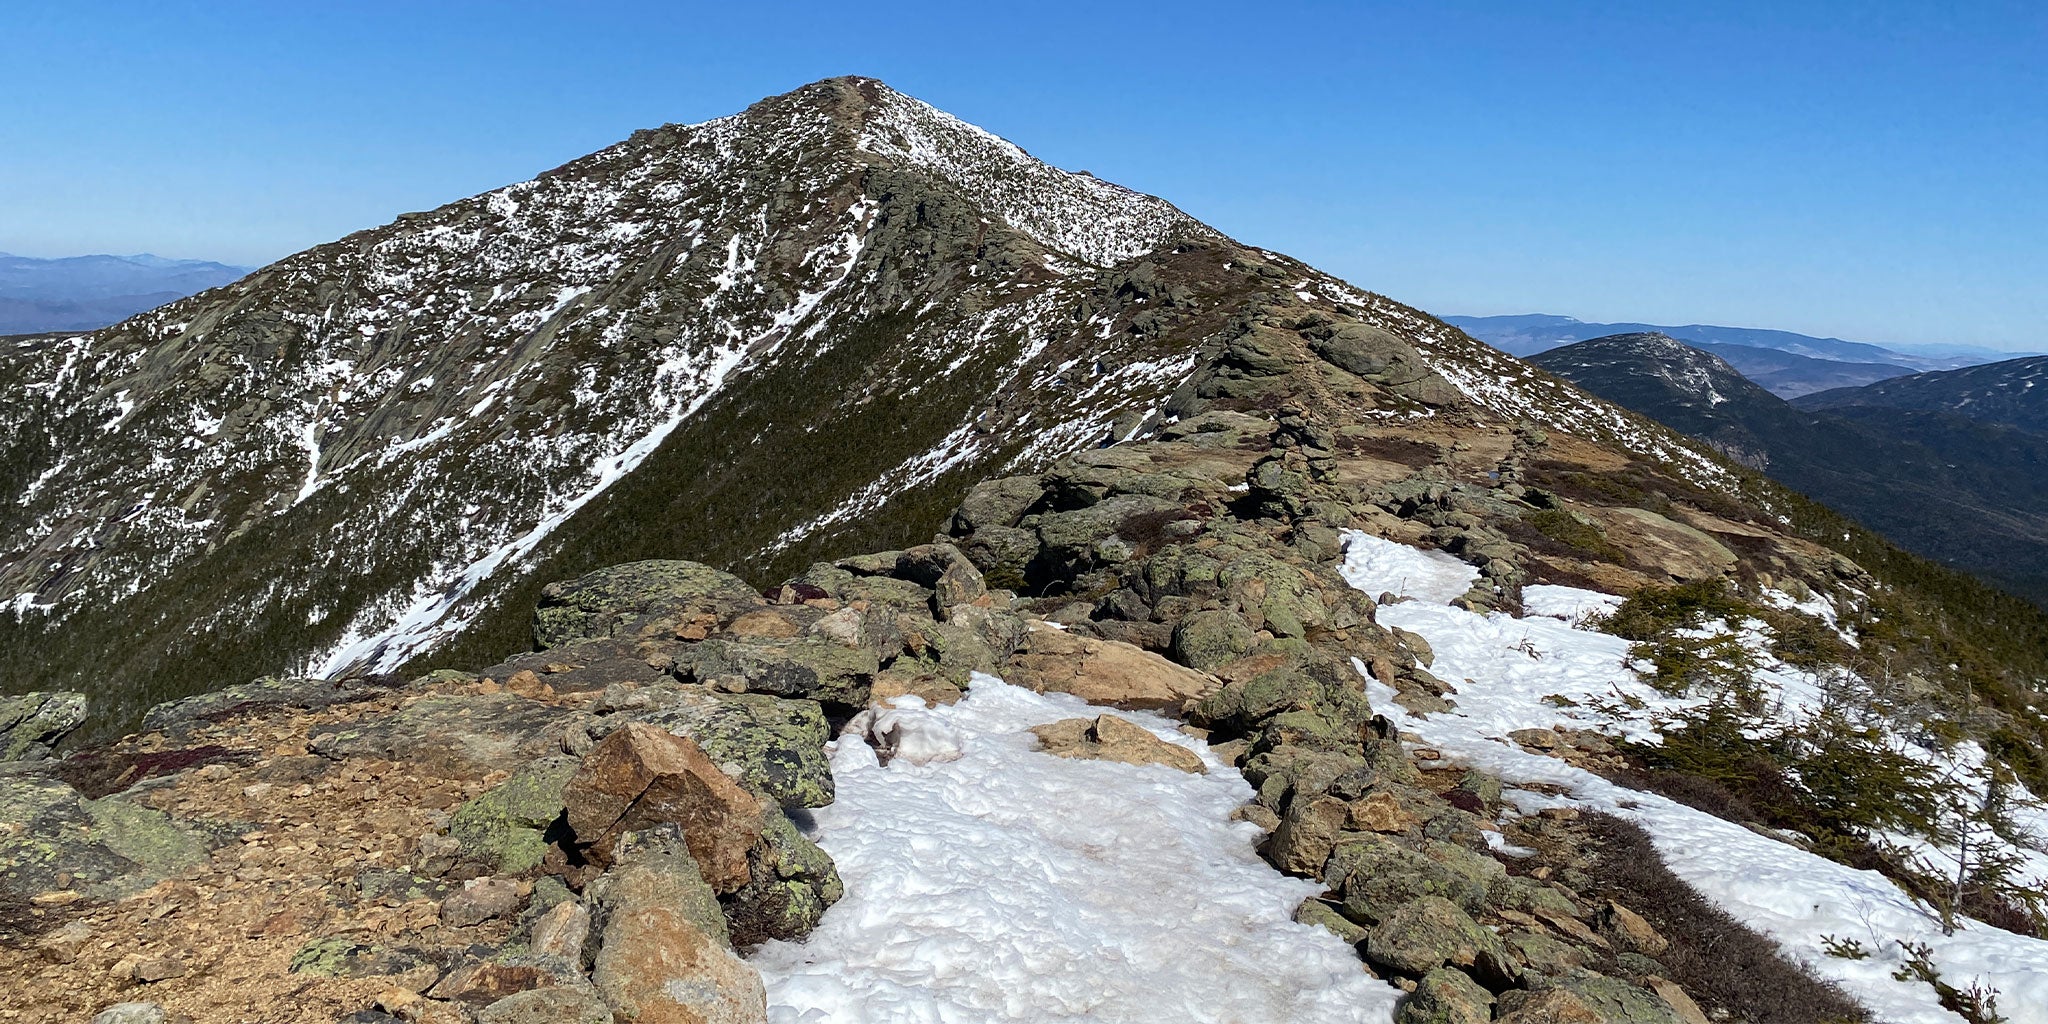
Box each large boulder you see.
[1396,967,1494,1024]
[586,826,766,1024]
[0,691,87,762]
[449,755,581,874]
[949,475,1045,533]
[535,561,763,649]
[1323,833,1496,923]
[721,805,844,948]
[672,636,878,707]
[1004,622,1217,710]
[893,543,989,613]
[0,775,210,903]
[624,688,834,808]
[142,676,389,737]
[1363,895,1515,986]
[1028,493,1184,580]
[563,724,763,890]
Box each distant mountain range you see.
[0,252,251,333]
[1530,332,2048,607]
[1446,313,2031,388]
[1797,355,2048,435]
[1689,343,1913,399]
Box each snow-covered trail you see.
[750,675,1402,1024]
[1339,531,2048,1024]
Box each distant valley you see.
[1529,332,2048,607]
[1447,312,2032,398]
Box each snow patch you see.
[1338,530,2048,1024]
[751,674,1401,1023]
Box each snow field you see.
[750,674,1403,1024]
[1338,530,2048,1024]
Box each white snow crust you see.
[1338,530,2048,1024]
[750,673,1401,1024]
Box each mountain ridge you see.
[1530,332,2048,608]
[1447,311,2025,371]
[1796,354,2048,436]
[0,252,251,334]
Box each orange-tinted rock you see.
[563,724,763,891]
[1005,623,1217,710]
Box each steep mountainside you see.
[1797,355,2048,436]
[0,253,250,333]
[1532,333,2048,606]
[3,78,1718,736]
[1447,312,1998,370]
[1694,342,1911,398]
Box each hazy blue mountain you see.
[1444,312,2021,372]
[1692,342,1913,398]
[0,252,250,333]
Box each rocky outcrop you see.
[3,274,1883,1024]
[0,691,88,762]
[1004,624,1217,709]
[586,826,766,1024]
[563,725,764,888]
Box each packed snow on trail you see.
[748,674,1402,1024]
[1338,530,2048,1024]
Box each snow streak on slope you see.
[750,675,1402,1024]
[1338,531,2048,1024]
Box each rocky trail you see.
[6,343,1965,1023]
[6,78,2047,1024]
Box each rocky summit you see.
[6,78,2048,1024]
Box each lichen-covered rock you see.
[0,775,211,903]
[627,689,835,808]
[1169,610,1259,673]
[450,755,580,874]
[1363,895,1515,987]
[0,691,87,762]
[535,560,763,649]
[1510,970,1681,1024]
[1029,493,1183,580]
[1323,833,1493,923]
[479,988,615,1024]
[586,825,765,1024]
[893,543,988,613]
[1494,988,1606,1024]
[143,676,387,737]
[1396,967,1494,1024]
[307,694,569,777]
[673,636,878,707]
[1266,794,1348,875]
[949,475,1045,533]
[721,805,844,948]
[1294,899,1367,945]
[89,1004,167,1024]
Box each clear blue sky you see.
[3,1,2042,350]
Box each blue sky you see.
[2,1,2041,349]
